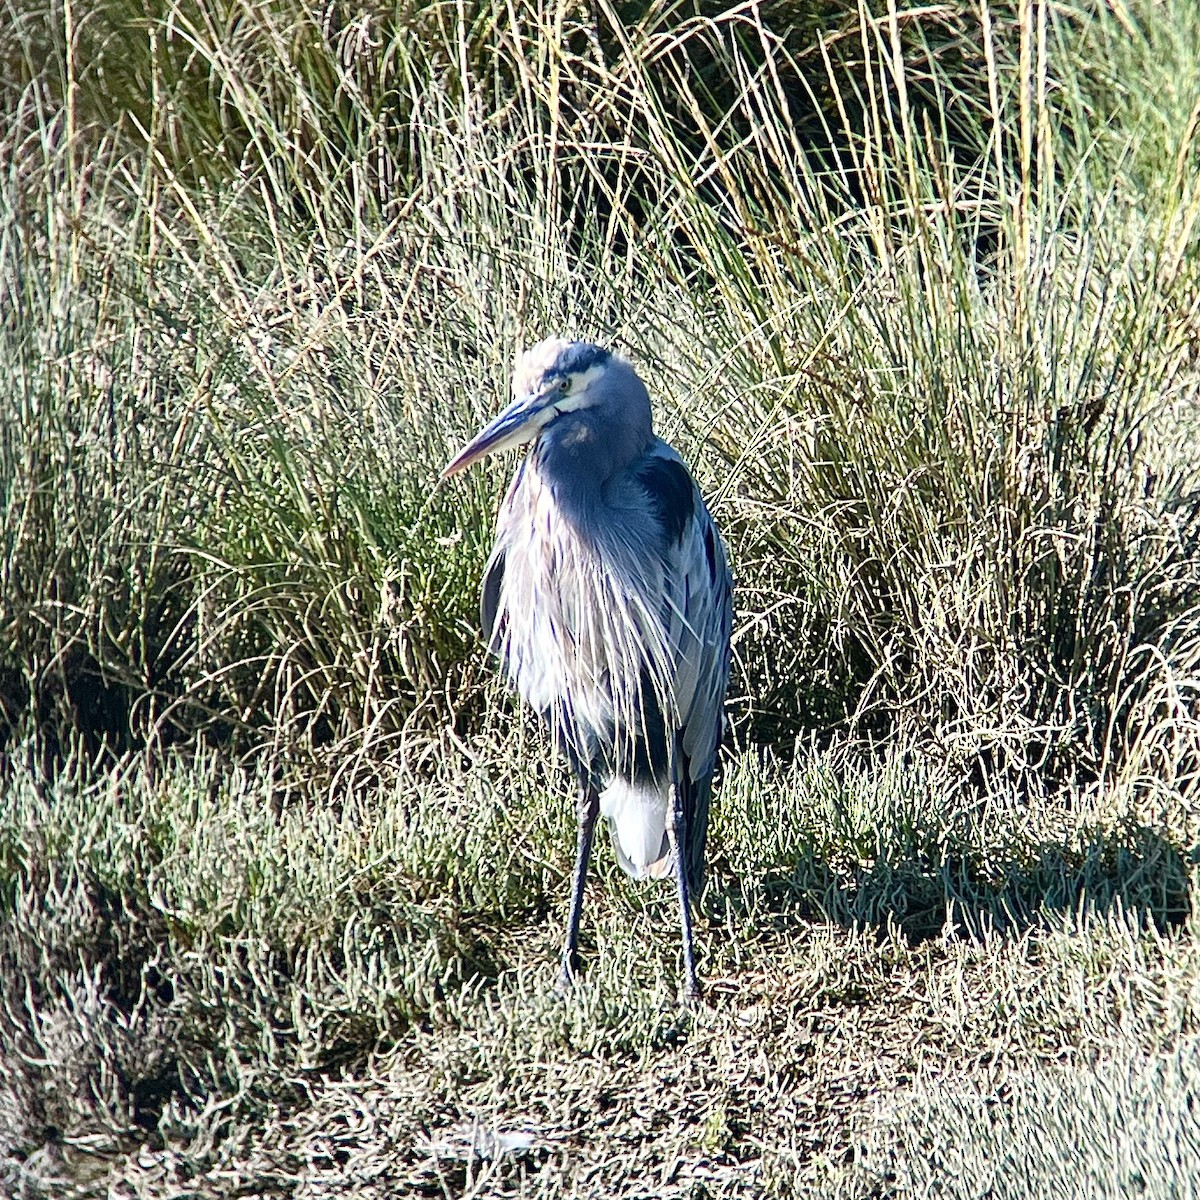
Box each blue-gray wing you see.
[637,448,733,886]
[481,546,505,649]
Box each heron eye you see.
[559,377,571,392]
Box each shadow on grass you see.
[719,824,1196,947]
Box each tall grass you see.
[2,0,1200,1194]
[4,0,1197,776]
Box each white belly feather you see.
[598,779,672,880]
[493,465,682,879]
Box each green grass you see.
[2,0,1200,1194]
[3,738,1198,1194]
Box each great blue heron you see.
[442,338,732,1000]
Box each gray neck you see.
[534,414,634,489]
[532,358,654,512]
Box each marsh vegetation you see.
[2,0,1199,1193]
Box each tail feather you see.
[683,773,710,893]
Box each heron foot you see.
[554,955,583,999]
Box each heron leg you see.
[559,782,599,990]
[667,740,701,1004]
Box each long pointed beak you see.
[440,390,557,480]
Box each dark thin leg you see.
[559,783,599,990]
[667,738,700,1004]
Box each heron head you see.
[441,338,650,479]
